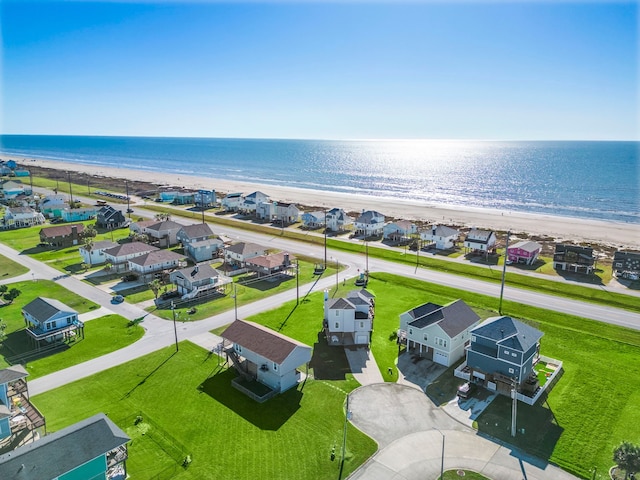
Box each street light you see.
[233,283,238,320]
[170,301,179,352]
[434,429,445,480]
[499,231,511,314]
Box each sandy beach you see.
[11,156,640,250]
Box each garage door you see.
[355,334,368,344]
[433,350,449,366]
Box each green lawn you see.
[24,315,144,378]
[0,253,29,280]
[32,342,377,480]
[245,272,640,478]
[442,471,491,480]
[0,280,100,368]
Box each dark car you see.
[111,294,125,304]
[457,381,477,399]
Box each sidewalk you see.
[343,347,384,385]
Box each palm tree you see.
[613,441,640,479]
[83,237,94,267]
[84,224,97,238]
[149,279,162,299]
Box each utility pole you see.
[233,283,238,320]
[324,208,327,270]
[440,431,445,480]
[296,261,299,305]
[67,171,73,204]
[511,377,518,437]
[170,301,179,352]
[335,257,339,293]
[125,180,131,219]
[499,231,511,314]
[87,177,91,195]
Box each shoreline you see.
[7,154,640,250]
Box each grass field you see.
[32,342,377,480]
[245,272,640,478]
[0,253,29,280]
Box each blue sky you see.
[1,1,637,140]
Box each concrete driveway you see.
[347,383,579,480]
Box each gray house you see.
[176,223,223,262]
[96,205,126,229]
[22,297,84,348]
[612,250,640,279]
[464,316,543,396]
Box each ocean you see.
[1,135,638,224]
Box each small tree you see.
[149,279,162,299]
[0,285,7,295]
[3,288,21,304]
[84,224,97,238]
[613,441,640,479]
[155,212,171,221]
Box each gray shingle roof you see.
[145,220,183,232]
[22,297,77,323]
[509,240,541,253]
[0,413,129,480]
[179,223,213,240]
[226,242,266,255]
[327,298,355,310]
[173,263,224,282]
[128,249,183,267]
[103,241,159,257]
[471,316,543,353]
[222,320,308,364]
[406,299,480,337]
[0,365,28,385]
[466,229,494,242]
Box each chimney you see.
[283,252,290,266]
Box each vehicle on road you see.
[111,294,125,304]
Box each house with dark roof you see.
[507,240,542,265]
[0,365,46,444]
[0,413,129,480]
[221,320,312,401]
[224,242,267,268]
[176,223,223,262]
[22,297,84,348]
[245,252,294,277]
[169,263,232,301]
[383,220,417,242]
[95,205,126,229]
[127,250,184,279]
[39,224,85,247]
[79,240,119,266]
[463,229,497,254]
[103,241,159,272]
[463,316,544,397]
[221,192,243,212]
[323,289,375,346]
[354,210,385,237]
[325,208,354,232]
[398,299,480,367]
[420,225,460,250]
[552,244,595,274]
[612,250,640,279]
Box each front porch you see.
[0,378,46,453]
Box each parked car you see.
[457,381,477,399]
[111,294,125,304]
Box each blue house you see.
[0,365,46,443]
[195,189,217,208]
[464,316,543,396]
[22,297,85,349]
[0,413,129,480]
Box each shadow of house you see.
[475,394,563,463]
[199,368,302,430]
[309,333,351,381]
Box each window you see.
[335,310,339,316]
[511,352,517,357]
[443,340,447,348]
[409,328,413,335]
[235,344,242,353]
[504,349,509,354]
[471,335,476,342]
[273,363,278,371]
[67,318,72,325]
[360,321,364,328]
[508,367,514,374]
[335,322,339,329]
[423,334,428,341]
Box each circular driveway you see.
[347,383,579,480]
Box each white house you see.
[325,208,354,232]
[103,242,159,272]
[323,289,375,346]
[273,203,301,225]
[79,240,118,266]
[398,299,481,367]
[256,201,275,221]
[221,192,243,212]
[2,206,45,228]
[464,229,497,254]
[225,242,268,267]
[127,250,184,278]
[420,225,460,250]
[222,320,312,397]
[383,220,417,242]
[354,210,385,237]
[239,191,270,215]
